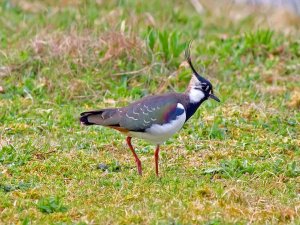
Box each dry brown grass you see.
[0,86,4,94]
[31,30,145,68]
[32,31,100,61]
[287,90,300,108]
[11,0,85,12]
[99,31,144,64]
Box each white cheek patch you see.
[189,88,205,103]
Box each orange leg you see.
[154,145,160,177]
[126,137,142,175]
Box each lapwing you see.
[80,42,220,176]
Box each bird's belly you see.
[128,111,186,144]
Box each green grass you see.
[1,0,300,224]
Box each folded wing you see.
[119,95,184,131]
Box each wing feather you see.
[119,95,185,131]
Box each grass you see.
[0,0,300,224]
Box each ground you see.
[0,0,300,224]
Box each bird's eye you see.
[200,83,209,91]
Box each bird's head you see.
[185,41,220,103]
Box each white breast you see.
[128,103,186,144]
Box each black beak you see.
[209,94,220,102]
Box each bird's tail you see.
[80,108,121,126]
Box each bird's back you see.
[80,92,188,129]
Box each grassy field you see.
[1,0,300,224]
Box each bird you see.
[79,42,220,176]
